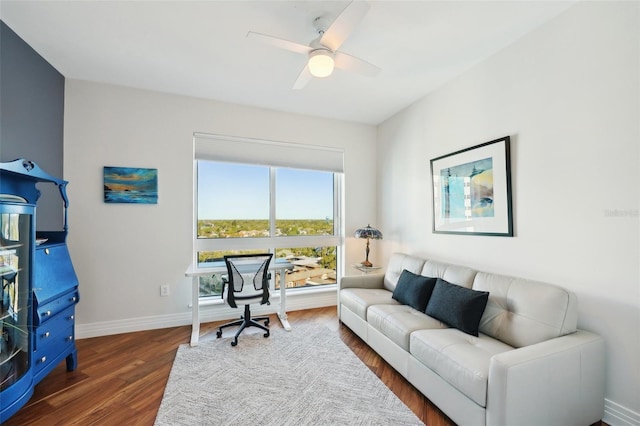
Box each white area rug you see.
[155,323,423,425]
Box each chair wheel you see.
[263,332,270,338]
[264,319,270,326]
[216,330,222,338]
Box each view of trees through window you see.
[196,161,339,298]
[197,219,333,240]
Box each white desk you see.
[185,260,294,346]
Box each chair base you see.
[216,304,270,346]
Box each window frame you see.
[192,135,345,291]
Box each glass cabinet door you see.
[0,209,31,391]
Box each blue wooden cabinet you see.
[32,241,79,384]
[0,159,79,422]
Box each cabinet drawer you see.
[34,305,75,351]
[33,323,74,374]
[35,290,78,326]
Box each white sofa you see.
[338,253,605,426]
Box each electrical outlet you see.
[160,284,170,297]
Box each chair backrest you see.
[224,253,273,309]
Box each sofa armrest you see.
[487,330,605,426]
[339,274,385,291]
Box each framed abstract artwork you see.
[430,136,513,236]
[103,166,158,204]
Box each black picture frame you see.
[430,136,513,236]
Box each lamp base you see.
[360,260,373,267]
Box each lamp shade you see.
[308,49,335,78]
[355,224,383,240]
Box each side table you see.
[353,265,383,275]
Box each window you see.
[197,162,270,239]
[193,134,344,299]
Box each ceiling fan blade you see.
[334,51,381,77]
[247,31,311,55]
[320,1,370,52]
[292,65,313,90]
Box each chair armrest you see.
[339,274,385,291]
[487,330,605,426]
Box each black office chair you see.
[216,253,273,346]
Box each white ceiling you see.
[1,0,575,125]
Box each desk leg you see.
[190,276,200,346]
[277,269,291,331]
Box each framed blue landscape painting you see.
[104,167,158,204]
[430,136,512,236]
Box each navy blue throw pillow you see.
[425,278,489,336]
[392,270,437,312]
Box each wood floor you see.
[5,307,453,425]
[4,307,605,426]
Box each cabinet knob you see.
[70,296,77,302]
[44,248,50,255]
[68,315,74,321]
[40,356,47,363]
[43,331,50,338]
[44,310,52,317]
[67,335,73,342]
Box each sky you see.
[197,161,334,220]
[103,166,157,191]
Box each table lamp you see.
[355,224,383,267]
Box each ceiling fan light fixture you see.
[308,49,334,78]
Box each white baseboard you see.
[76,311,192,339]
[75,289,337,339]
[604,399,640,426]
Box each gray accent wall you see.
[1,20,65,230]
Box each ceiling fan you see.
[247,1,381,90]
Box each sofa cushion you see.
[367,304,447,350]
[384,253,426,291]
[410,328,513,407]
[340,288,399,320]
[473,272,578,347]
[392,270,437,311]
[425,279,489,336]
[421,260,478,288]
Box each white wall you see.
[377,2,639,425]
[64,80,377,336]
